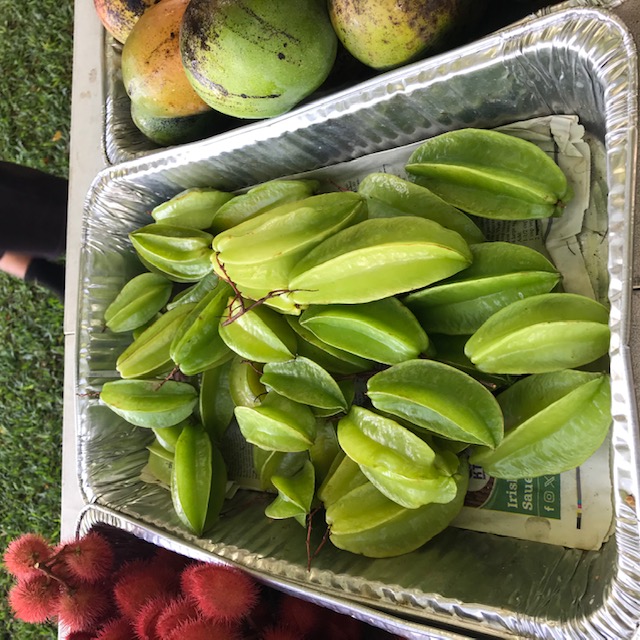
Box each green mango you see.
[328,0,483,71]
[180,0,338,118]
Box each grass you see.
[0,0,74,637]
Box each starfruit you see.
[260,356,348,412]
[147,439,174,462]
[464,292,610,374]
[299,298,428,365]
[228,357,266,408]
[325,461,468,558]
[404,242,561,335]
[317,451,369,508]
[144,449,173,488]
[212,191,365,264]
[286,315,373,375]
[234,391,317,452]
[100,379,198,428]
[366,359,504,447]
[470,370,612,478]
[116,303,196,379]
[264,459,316,527]
[253,448,308,492]
[104,272,173,333]
[129,223,214,283]
[405,128,573,220]
[166,271,219,310]
[312,379,355,418]
[152,422,185,453]
[171,422,227,536]
[358,172,484,244]
[309,419,340,484]
[151,187,234,229]
[428,333,514,392]
[219,297,297,363]
[169,281,233,376]
[199,358,235,443]
[337,406,457,509]
[210,179,320,233]
[288,217,472,305]
[211,255,300,313]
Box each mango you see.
[180,0,338,119]
[94,0,159,44]
[131,101,229,147]
[328,0,485,70]
[122,0,212,120]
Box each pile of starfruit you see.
[99,128,612,558]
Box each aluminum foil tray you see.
[101,0,621,166]
[78,8,640,639]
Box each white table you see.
[60,0,107,542]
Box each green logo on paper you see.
[465,465,561,519]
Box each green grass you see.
[0,0,74,637]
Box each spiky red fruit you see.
[277,594,325,637]
[261,624,302,640]
[66,632,96,640]
[61,532,115,583]
[152,547,193,575]
[180,562,259,623]
[8,573,60,623]
[3,533,54,579]
[155,595,200,639]
[166,618,242,640]
[134,595,173,640]
[113,559,177,620]
[94,617,136,639]
[323,609,365,640]
[58,582,112,633]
